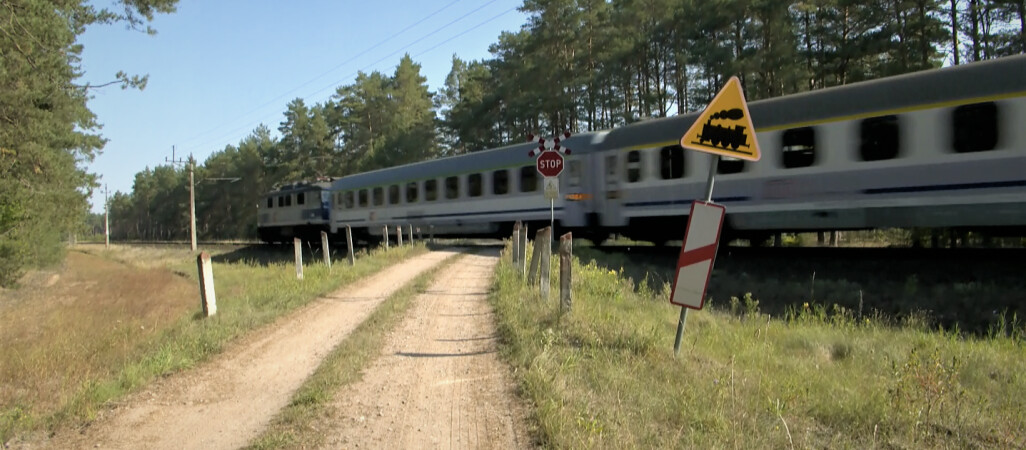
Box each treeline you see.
[106,0,1023,243]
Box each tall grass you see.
[491,241,1026,448]
[0,244,426,443]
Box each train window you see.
[953,102,998,153]
[297,192,305,205]
[425,179,438,201]
[358,189,368,207]
[285,195,292,207]
[520,166,538,192]
[860,115,900,161]
[626,151,642,182]
[344,191,354,209]
[492,170,509,195]
[388,184,400,205]
[266,197,273,208]
[406,182,418,203]
[782,127,816,168]
[660,145,685,179]
[567,160,581,187]
[372,187,384,206]
[445,176,459,199]
[468,173,483,197]
[717,157,745,174]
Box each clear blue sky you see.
[80,0,529,213]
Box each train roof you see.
[268,180,333,195]
[330,131,606,190]
[600,54,1026,150]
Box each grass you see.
[246,251,461,449]
[0,242,427,443]
[491,240,1026,448]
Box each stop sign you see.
[536,151,564,177]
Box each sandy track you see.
[38,250,456,450]
[317,250,532,449]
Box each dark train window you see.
[267,197,273,208]
[406,182,418,203]
[358,189,368,207]
[425,179,437,201]
[372,187,383,206]
[717,157,745,174]
[284,195,292,207]
[445,176,459,199]
[468,173,483,197]
[953,102,999,153]
[660,145,685,179]
[626,151,642,182]
[297,192,305,205]
[344,191,354,209]
[388,184,400,205]
[782,127,816,168]
[860,115,900,161]
[520,166,538,192]
[493,170,509,195]
[567,160,581,187]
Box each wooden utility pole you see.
[103,184,110,249]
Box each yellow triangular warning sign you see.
[680,76,761,161]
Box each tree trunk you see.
[951,0,960,64]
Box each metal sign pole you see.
[674,154,719,356]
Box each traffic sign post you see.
[672,76,760,356]
[529,132,572,246]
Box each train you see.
[258,55,1026,246]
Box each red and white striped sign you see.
[669,201,726,309]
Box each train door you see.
[599,152,626,227]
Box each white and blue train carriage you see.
[257,180,334,244]
[593,54,1026,244]
[327,132,607,243]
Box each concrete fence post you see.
[520,223,529,276]
[397,225,403,246]
[293,238,304,280]
[560,232,573,314]
[196,251,217,317]
[528,228,544,285]
[539,227,552,299]
[320,231,331,269]
[512,221,522,265]
[383,226,389,250]
[408,224,414,245]
[345,225,355,266]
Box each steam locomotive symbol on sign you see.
[691,108,751,152]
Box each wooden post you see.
[196,251,217,317]
[383,226,389,250]
[527,228,544,284]
[408,224,414,245]
[520,223,529,276]
[397,225,403,246]
[560,232,572,314]
[346,225,355,266]
[512,221,522,265]
[320,231,331,269]
[294,238,304,280]
[539,227,551,299]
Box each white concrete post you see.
[196,252,217,316]
[539,227,551,299]
[294,237,304,280]
[320,231,331,269]
[346,225,355,266]
[383,226,389,250]
[512,221,521,266]
[397,225,403,246]
[560,232,572,314]
[408,224,414,245]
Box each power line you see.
[177,0,511,156]
[175,0,464,150]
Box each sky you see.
[79,0,530,212]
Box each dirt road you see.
[28,248,531,450]
[316,250,531,449]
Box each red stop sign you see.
[536,151,564,177]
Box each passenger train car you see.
[257,181,333,244]
[259,55,1026,245]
